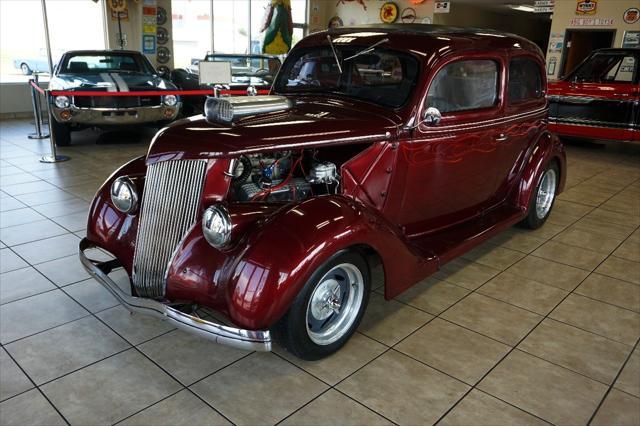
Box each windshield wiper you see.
[343,38,389,62]
[326,35,343,75]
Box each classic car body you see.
[13,48,63,75]
[80,25,566,359]
[548,48,639,143]
[171,53,281,115]
[48,50,181,146]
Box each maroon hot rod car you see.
[548,48,639,143]
[80,25,566,360]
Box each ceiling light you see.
[508,5,535,12]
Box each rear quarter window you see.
[427,59,499,114]
[509,58,543,104]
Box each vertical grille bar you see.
[132,160,207,298]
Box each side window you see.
[427,59,499,113]
[509,58,543,104]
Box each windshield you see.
[570,52,638,83]
[274,46,419,108]
[60,53,155,74]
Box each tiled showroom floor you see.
[0,118,639,426]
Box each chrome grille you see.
[133,160,207,298]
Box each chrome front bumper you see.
[79,238,271,351]
[52,104,180,126]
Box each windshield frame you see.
[565,50,639,84]
[273,44,421,109]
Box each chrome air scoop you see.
[205,95,292,124]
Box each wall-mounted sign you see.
[548,32,564,53]
[380,2,399,23]
[576,0,597,15]
[434,1,450,14]
[401,7,416,23]
[142,34,156,54]
[199,61,232,85]
[570,17,614,26]
[623,8,640,24]
[547,57,557,76]
[535,0,554,11]
[622,31,639,48]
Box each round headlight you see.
[55,95,70,109]
[110,177,138,213]
[202,205,232,248]
[163,94,178,106]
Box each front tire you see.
[272,250,371,360]
[50,119,71,146]
[521,161,559,229]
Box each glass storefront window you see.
[172,0,213,69]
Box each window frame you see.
[418,52,506,130]
[507,56,544,106]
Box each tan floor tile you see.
[11,233,80,265]
[51,211,89,232]
[63,279,119,313]
[5,316,129,385]
[0,389,66,426]
[0,197,25,212]
[0,219,68,246]
[396,318,510,384]
[615,348,640,397]
[275,332,386,386]
[13,189,77,207]
[434,258,501,290]
[0,207,45,228]
[523,221,565,240]
[0,290,88,344]
[358,293,432,346]
[395,276,470,315]
[97,305,175,345]
[439,389,549,426]
[507,256,590,291]
[34,254,90,286]
[31,199,89,218]
[518,319,630,384]
[462,244,525,270]
[614,236,640,263]
[337,350,469,425]
[478,271,568,315]
[553,227,623,255]
[191,352,327,426]
[550,294,640,346]
[0,267,56,304]
[532,241,607,271]
[591,389,640,426]
[441,293,541,345]
[0,347,33,402]
[552,199,594,218]
[41,349,181,425]
[586,207,640,228]
[120,389,232,426]
[596,256,640,285]
[280,390,392,426]
[488,228,547,253]
[1,181,59,197]
[572,217,636,240]
[139,329,246,386]
[575,273,640,312]
[478,350,607,425]
[558,186,612,206]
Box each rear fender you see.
[224,196,435,330]
[514,131,566,211]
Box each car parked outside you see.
[13,48,63,75]
[48,50,181,146]
[548,48,639,143]
[80,25,565,360]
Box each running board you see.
[409,205,526,268]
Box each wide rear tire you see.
[272,250,371,360]
[521,161,559,229]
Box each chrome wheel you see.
[305,263,364,346]
[536,168,557,219]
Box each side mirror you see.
[423,107,442,126]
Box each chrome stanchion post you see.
[28,75,48,139]
[40,90,70,163]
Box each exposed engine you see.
[230,150,340,202]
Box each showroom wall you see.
[325,0,434,26]
[545,0,639,80]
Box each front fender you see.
[224,196,434,329]
[85,155,146,275]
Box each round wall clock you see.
[157,65,170,76]
[380,2,399,23]
[421,16,432,24]
[401,7,416,23]
[623,8,639,24]
[157,27,169,45]
[156,6,167,25]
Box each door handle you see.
[495,133,509,142]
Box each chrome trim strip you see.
[79,238,271,351]
[549,95,632,104]
[549,116,638,130]
[421,107,548,135]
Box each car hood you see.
[49,73,177,91]
[146,96,402,164]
